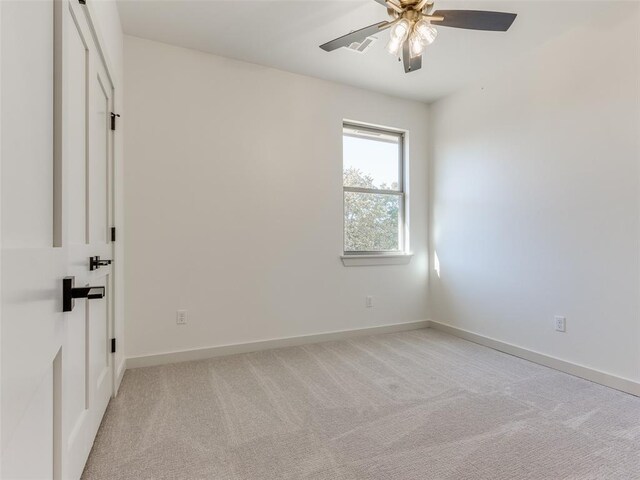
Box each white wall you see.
[124,36,430,359]
[429,2,640,382]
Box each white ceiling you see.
[117,0,606,103]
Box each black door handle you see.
[63,276,105,312]
[89,256,112,271]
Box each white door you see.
[1,0,116,478]
[61,0,115,476]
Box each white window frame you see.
[342,122,407,257]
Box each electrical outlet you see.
[366,296,373,308]
[555,316,566,332]
[177,310,188,325]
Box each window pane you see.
[343,132,400,191]
[344,192,401,252]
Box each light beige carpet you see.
[82,329,640,479]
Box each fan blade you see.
[431,10,517,31]
[320,21,391,52]
[402,41,422,73]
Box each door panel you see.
[66,9,88,246]
[89,278,110,425]
[63,1,114,477]
[1,250,65,454]
[63,5,91,471]
[63,3,94,477]
[64,305,87,441]
[1,0,117,478]
[89,73,109,244]
[2,365,54,480]
[1,3,64,478]
[85,16,113,439]
[0,0,55,249]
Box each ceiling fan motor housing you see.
[387,0,434,19]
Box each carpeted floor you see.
[82,328,640,480]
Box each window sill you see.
[341,253,413,267]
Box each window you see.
[343,123,405,255]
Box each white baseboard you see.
[428,320,640,397]
[124,318,640,397]
[126,320,430,369]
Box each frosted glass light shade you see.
[409,33,426,57]
[386,37,403,56]
[414,19,438,45]
[390,19,411,42]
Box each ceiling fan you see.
[320,0,517,73]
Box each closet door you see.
[60,0,115,477]
[1,1,116,478]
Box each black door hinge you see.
[110,112,120,131]
[111,338,116,353]
[111,227,116,242]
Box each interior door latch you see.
[90,256,112,271]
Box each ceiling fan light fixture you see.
[390,18,411,42]
[387,18,412,57]
[414,18,438,45]
[318,1,517,74]
[385,37,403,56]
[409,32,426,58]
